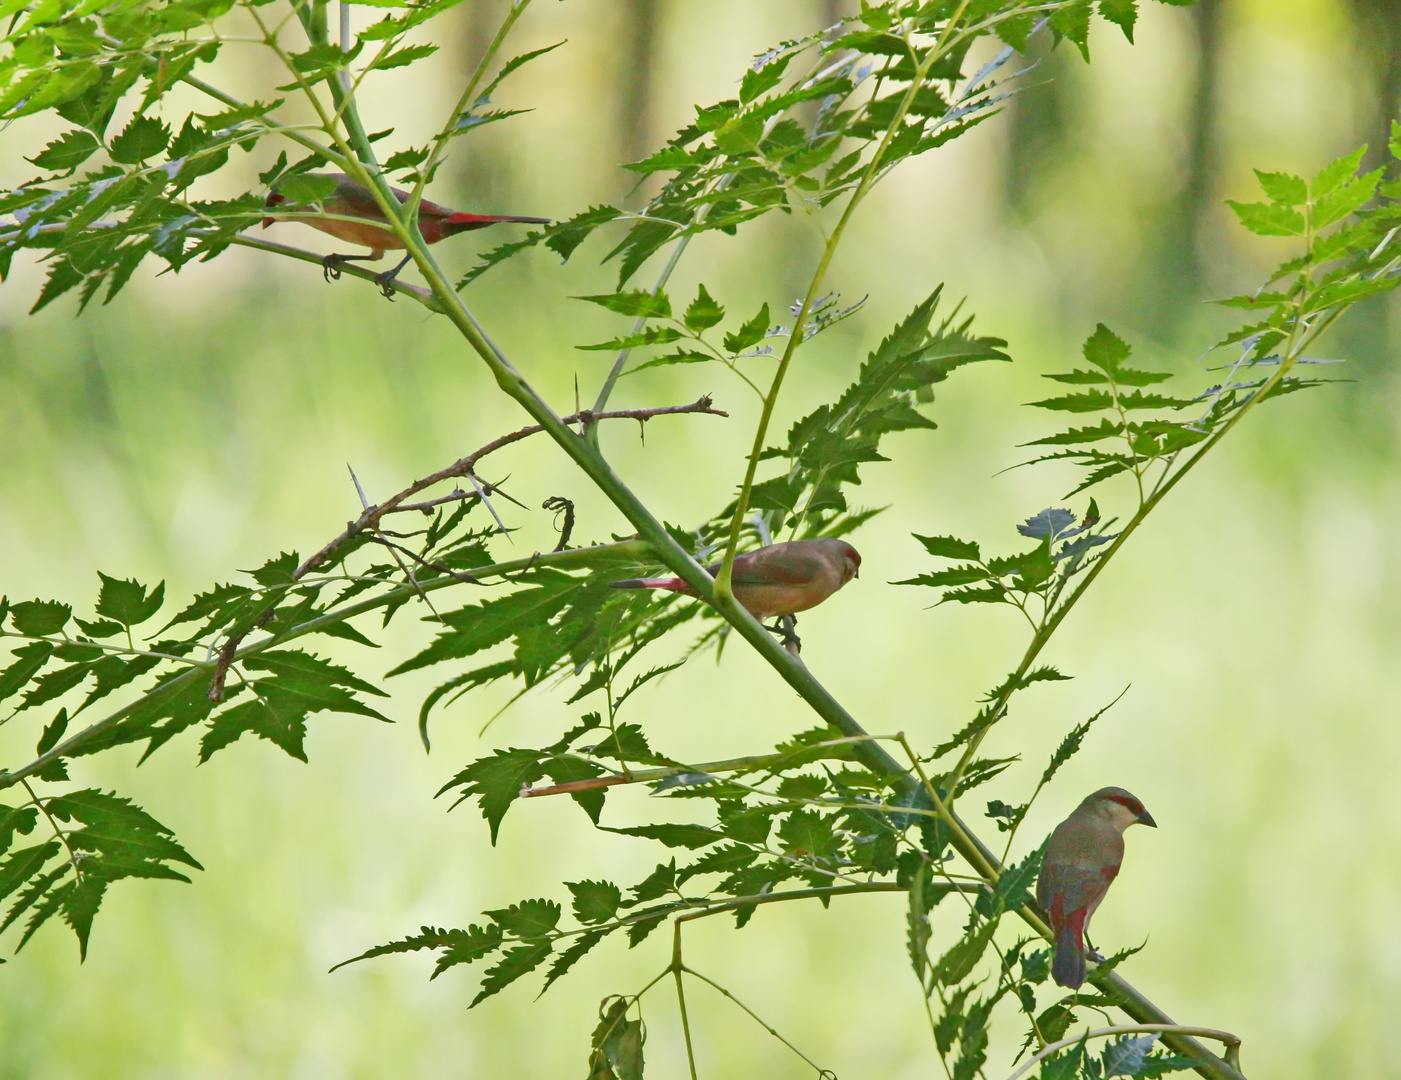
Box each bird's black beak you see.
[1137,809,1157,828]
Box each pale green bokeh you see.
[1,2,1399,1077]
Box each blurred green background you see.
[3,0,1401,1076]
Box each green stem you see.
[941,317,1318,806]
[675,881,912,923]
[715,7,970,595]
[679,963,835,1077]
[0,542,650,791]
[1004,1025,1243,1080]
[406,0,530,220]
[671,922,700,1080]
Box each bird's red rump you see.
[261,191,286,229]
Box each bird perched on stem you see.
[1036,786,1156,989]
[609,539,860,621]
[262,173,549,297]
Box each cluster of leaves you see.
[0,0,553,310]
[0,787,200,960]
[741,288,1010,538]
[462,0,1166,290]
[1041,1033,1205,1080]
[5,1,1395,1078]
[0,524,692,953]
[571,286,1007,544]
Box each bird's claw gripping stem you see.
[766,615,801,655]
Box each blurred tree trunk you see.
[1350,0,1401,177]
[1134,0,1220,342]
[818,0,846,35]
[616,0,659,178]
[1336,0,1401,381]
[1001,29,1073,219]
[457,0,511,202]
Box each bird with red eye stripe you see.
[608,539,860,621]
[1035,786,1156,989]
[261,173,549,297]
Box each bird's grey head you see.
[1083,786,1156,830]
[833,540,861,583]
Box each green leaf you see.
[723,303,771,352]
[591,722,663,765]
[438,748,546,844]
[1081,323,1131,374]
[976,848,1041,917]
[1312,146,1367,198]
[932,919,997,986]
[575,326,684,351]
[26,129,100,172]
[273,173,338,205]
[630,860,676,903]
[683,284,725,331]
[1136,1052,1207,1078]
[1040,1033,1088,1080]
[329,923,502,977]
[588,997,645,1080]
[1226,199,1305,237]
[777,810,840,857]
[0,642,55,705]
[108,114,171,163]
[1024,419,1124,447]
[388,573,579,676]
[908,862,932,986]
[9,601,71,636]
[913,534,980,561]
[1254,168,1305,206]
[540,927,608,994]
[1103,1034,1158,1076]
[471,941,552,1006]
[1312,167,1381,229]
[572,290,671,319]
[485,897,560,940]
[1098,0,1137,42]
[35,708,69,755]
[1040,693,1121,787]
[740,51,792,103]
[567,880,622,924]
[602,823,721,849]
[244,649,388,699]
[94,574,165,627]
[628,348,715,373]
[373,43,438,70]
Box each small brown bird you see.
[609,539,861,620]
[262,172,549,295]
[1036,787,1156,990]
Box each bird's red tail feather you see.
[609,577,686,592]
[446,212,551,228]
[1051,910,1087,989]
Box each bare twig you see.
[542,496,575,551]
[204,397,726,701]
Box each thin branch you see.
[202,397,724,702]
[21,779,82,883]
[1003,1025,1243,1080]
[675,881,938,924]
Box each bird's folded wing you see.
[733,549,823,586]
[1037,863,1115,913]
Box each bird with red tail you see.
[1036,786,1156,989]
[262,173,549,297]
[609,538,860,620]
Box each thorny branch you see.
[205,397,726,702]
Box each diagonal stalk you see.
[715,5,971,598]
